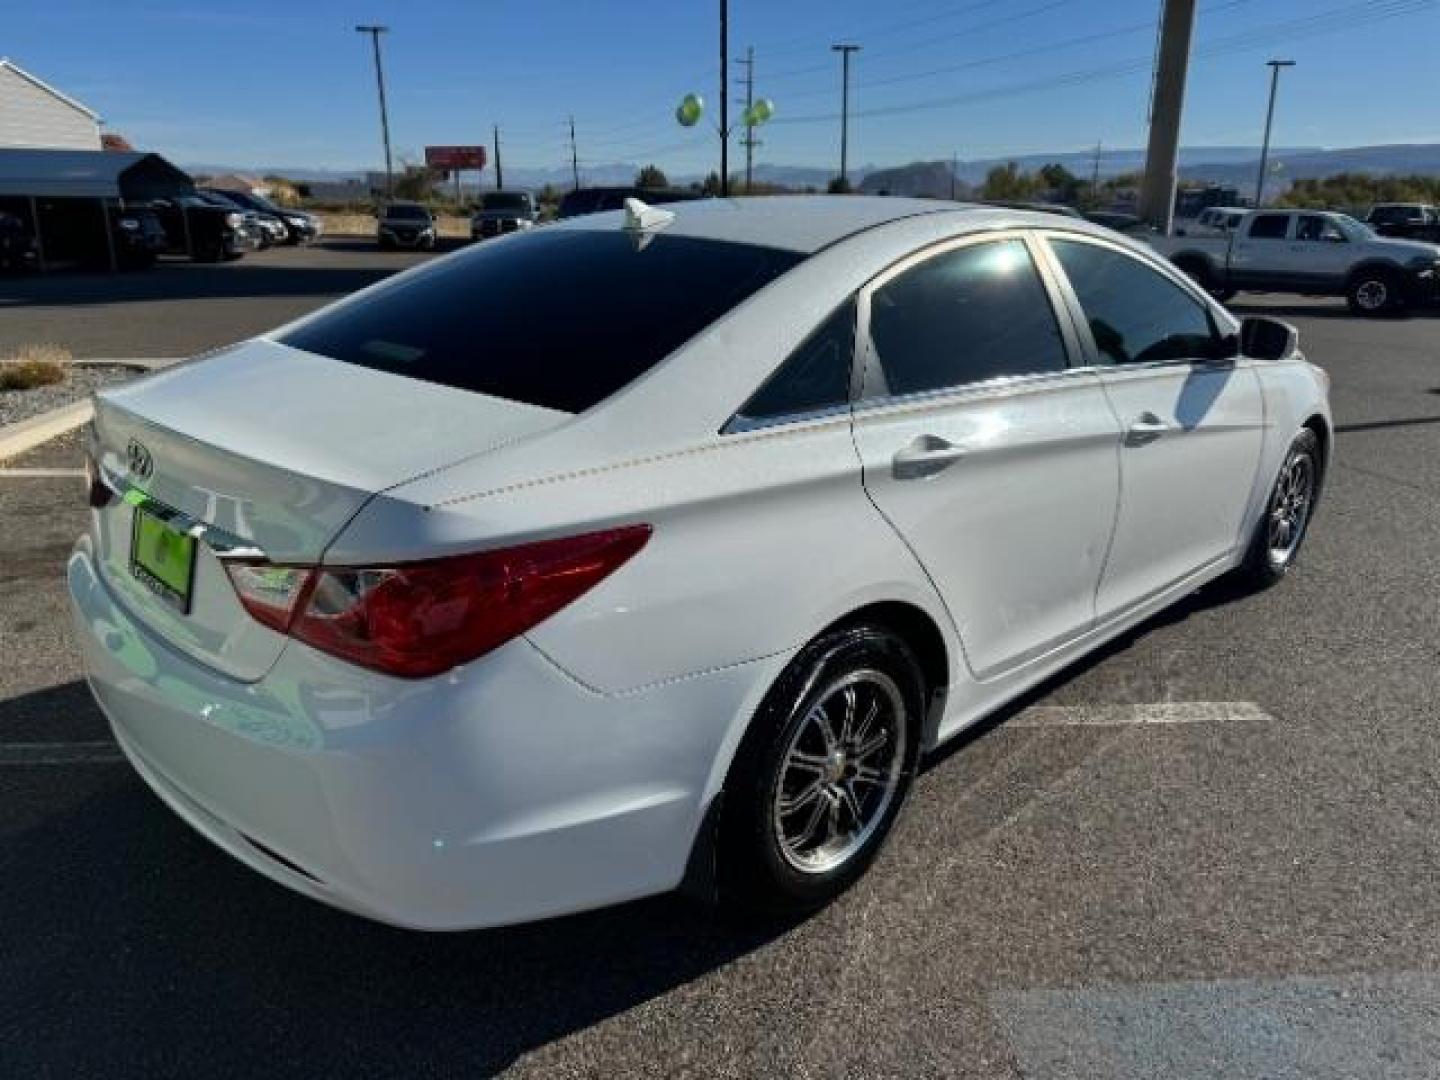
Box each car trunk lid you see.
[89,339,569,681]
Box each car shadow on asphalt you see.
[0,263,407,308]
[0,573,1256,1077]
[0,679,801,1077]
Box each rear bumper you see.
[68,535,774,930]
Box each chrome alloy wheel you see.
[772,669,907,875]
[1355,278,1389,311]
[1267,451,1316,567]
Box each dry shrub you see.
[0,344,71,391]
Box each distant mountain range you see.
[183,143,1440,196]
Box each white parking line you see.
[0,742,126,765]
[1010,701,1272,728]
[0,467,86,479]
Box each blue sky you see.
[7,0,1438,176]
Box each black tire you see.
[1346,267,1404,316]
[1236,427,1321,590]
[717,623,925,915]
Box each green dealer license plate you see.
[130,504,197,613]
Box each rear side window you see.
[281,229,804,414]
[1050,239,1218,366]
[865,238,1067,398]
[1247,214,1290,239]
[733,299,855,425]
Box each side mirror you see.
[1240,316,1299,362]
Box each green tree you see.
[981,162,1039,201]
[635,164,669,189]
[700,171,723,196]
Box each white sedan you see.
[70,196,1330,929]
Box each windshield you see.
[481,193,530,211]
[280,229,804,413]
[384,205,431,221]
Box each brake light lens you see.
[224,564,314,634]
[224,525,651,678]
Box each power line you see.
[769,0,1431,127]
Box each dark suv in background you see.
[147,195,255,261]
[470,191,538,240]
[377,202,437,249]
[0,211,38,272]
[205,188,322,244]
[1365,203,1440,241]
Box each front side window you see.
[1050,239,1219,367]
[865,238,1067,399]
[1247,214,1291,240]
[1296,215,1344,242]
[281,229,804,414]
[733,299,855,425]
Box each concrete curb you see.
[0,356,181,463]
[0,399,92,463]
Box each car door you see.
[849,232,1122,680]
[1228,211,1295,289]
[1290,214,1353,289]
[1041,233,1265,620]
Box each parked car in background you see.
[111,206,168,268]
[207,188,323,244]
[1152,207,1440,313]
[73,197,1329,930]
[194,191,272,249]
[1364,203,1440,242]
[1083,210,1156,237]
[0,210,38,271]
[1178,206,1248,237]
[146,194,254,262]
[470,190,539,240]
[557,186,703,219]
[377,202,437,249]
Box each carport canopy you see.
[0,149,194,200]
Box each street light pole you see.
[1255,60,1295,208]
[719,0,729,197]
[832,44,860,190]
[354,25,394,199]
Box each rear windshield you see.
[280,228,805,413]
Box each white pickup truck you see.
[1151,208,1440,315]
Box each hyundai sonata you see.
[70,196,1330,929]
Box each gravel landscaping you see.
[0,364,142,429]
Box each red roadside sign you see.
[425,145,487,170]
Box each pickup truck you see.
[1151,208,1440,315]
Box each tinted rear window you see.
[280,229,804,413]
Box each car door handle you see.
[892,435,967,480]
[1124,412,1171,447]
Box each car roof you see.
[550,194,1080,254]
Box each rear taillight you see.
[223,526,651,678]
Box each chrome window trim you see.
[722,401,853,435]
[848,364,1100,423]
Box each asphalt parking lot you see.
[2,250,1439,1077]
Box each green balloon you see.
[745,98,775,126]
[675,93,704,127]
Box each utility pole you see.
[493,124,503,190]
[832,44,861,190]
[950,151,958,201]
[354,25,394,198]
[719,0,729,196]
[737,45,757,193]
[1091,140,1103,204]
[1137,0,1196,234]
[1255,60,1295,208]
[568,115,580,192]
